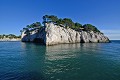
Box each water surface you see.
[0,41,120,80]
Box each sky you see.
[0,0,120,40]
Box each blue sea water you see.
[0,41,120,80]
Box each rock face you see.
[21,23,110,45]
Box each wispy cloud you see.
[101,30,120,40]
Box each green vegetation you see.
[0,34,21,39]
[26,22,41,29]
[43,15,58,24]
[83,24,100,32]
[22,15,101,33]
[21,22,43,33]
[42,15,100,32]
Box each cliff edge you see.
[21,23,110,45]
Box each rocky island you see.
[21,15,110,45]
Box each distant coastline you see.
[0,38,21,41]
[0,34,21,41]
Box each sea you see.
[0,40,120,80]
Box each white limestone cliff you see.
[21,23,110,45]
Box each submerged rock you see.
[21,23,110,45]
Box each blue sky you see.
[0,0,120,40]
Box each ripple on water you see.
[0,41,120,80]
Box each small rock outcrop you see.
[21,23,110,45]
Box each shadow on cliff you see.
[22,27,46,45]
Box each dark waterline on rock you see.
[0,41,120,80]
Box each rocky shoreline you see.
[21,23,110,45]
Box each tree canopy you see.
[83,24,100,32]
[43,15,58,23]
[42,15,100,32]
[21,22,42,33]
[22,15,101,33]
[26,22,41,29]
